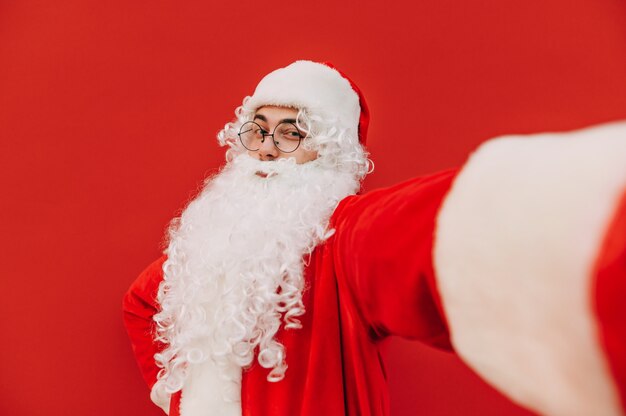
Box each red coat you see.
[123,169,458,416]
[124,122,626,416]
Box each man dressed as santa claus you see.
[123,61,626,416]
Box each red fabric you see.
[593,187,626,413]
[171,392,182,416]
[122,255,168,390]
[122,169,458,415]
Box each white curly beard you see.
[152,153,360,415]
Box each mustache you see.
[228,154,315,180]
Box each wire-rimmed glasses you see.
[238,121,304,153]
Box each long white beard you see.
[152,154,360,413]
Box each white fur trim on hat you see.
[434,120,626,416]
[245,60,360,133]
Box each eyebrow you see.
[253,114,297,125]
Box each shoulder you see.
[331,168,460,227]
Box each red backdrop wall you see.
[2,1,626,415]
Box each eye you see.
[276,126,302,141]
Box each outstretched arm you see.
[433,121,626,416]
[332,120,626,416]
[331,168,459,350]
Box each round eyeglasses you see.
[238,121,304,153]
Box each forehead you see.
[254,105,299,122]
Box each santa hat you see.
[245,60,370,145]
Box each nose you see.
[257,135,279,161]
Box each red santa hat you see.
[245,60,370,145]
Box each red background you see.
[2,1,626,415]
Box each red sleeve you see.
[122,255,167,389]
[332,169,458,350]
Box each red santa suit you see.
[123,61,626,416]
[124,168,457,416]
